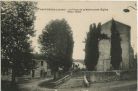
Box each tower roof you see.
[102,19,131,31]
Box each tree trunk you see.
[11,67,16,83]
[32,69,35,78]
[53,72,56,80]
[53,71,58,80]
[40,70,43,77]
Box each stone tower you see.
[96,19,131,71]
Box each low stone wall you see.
[72,70,136,83]
[120,70,137,80]
[89,71,119,82]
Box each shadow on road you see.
[38,79,55,88]
[1,80,20,91]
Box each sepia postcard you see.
[1,1,137,91]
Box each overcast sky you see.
[31,1,137,59]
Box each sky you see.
[31,1,137,60]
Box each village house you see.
[31,59,51,78]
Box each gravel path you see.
[58,78,137,91]
[17,77,137,91]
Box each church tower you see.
[96,19,131,71]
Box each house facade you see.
[32,59,51,78]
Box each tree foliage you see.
[84,23,101,71]
[110,19,122,70]
[39,19,74,76]
[1,1,37,82]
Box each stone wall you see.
[72,70,136,83]
[96,39,111,71]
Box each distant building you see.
[73,59,86,69]
[96,19,134,71]
[32,59,51,78]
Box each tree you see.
[1,1,37,82]
[39,19,74,79]
[134,54,137,70]
[110,19,122,70]
[84,23,101,71]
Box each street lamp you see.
[123,5,137,13]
